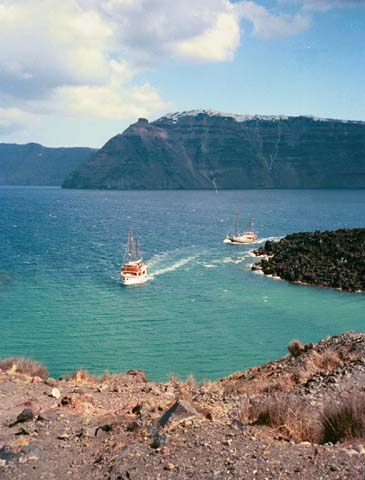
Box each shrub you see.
[288,339,305,357]
[68,369,98,384]
[313,350,342,371]
[250,393,290,427]
[0,357,48,379]
[321,394,365,444]
[249,393,320,443]
[167,373,198,400]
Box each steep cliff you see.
[62,111,365,189]
[0,143,95,186]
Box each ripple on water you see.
[0,187,364,380]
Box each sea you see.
[0,187,364,381]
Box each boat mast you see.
[235,212,239,236]
[135,231,140,259]
[126,229,133,260]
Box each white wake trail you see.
[147,251,171,269]
[256,236,283,244]
[150,256,196,277]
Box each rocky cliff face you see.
[0,143,95,186]
[62,111,365,189]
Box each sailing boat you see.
[224,213,258,244]
[120,229,148,285]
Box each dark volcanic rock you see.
[0,143,95,186]
[9,408,34,427]
[62,111,365,189]
[253,228,365,292]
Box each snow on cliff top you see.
[160,109,364,124]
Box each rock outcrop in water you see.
[1,332,365,479]
[63,111,365,189]
[0,143,95,186]
[253,228,365,292]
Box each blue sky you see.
[0,0,364,148]
[149,7,365,120]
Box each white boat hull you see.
[121,272,148,285]
[224,235,257,244]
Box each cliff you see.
[0,143,95,186]
[63,111,365,189]
[1,332,365,479]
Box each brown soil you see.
[1,332,365,479]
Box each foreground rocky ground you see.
[1,332,365,479]
[253,228,365,292]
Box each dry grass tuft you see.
[186,373,197,388]
[258,374,295,394]
[293,350,342,385]
[321,394,365,444]
[0,357,48,379]
[313,350,343,371]
[168,373,198,400]
[68,369,98,384]
[199,380,224,397]
[224,372,295,397]
[249,393,321,443]
[288,339,305,357]
[238,397,251,423]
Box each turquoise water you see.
[0,187,364,380]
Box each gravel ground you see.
[1,332,365,479]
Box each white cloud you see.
[175,11,240,61]
[0,0,314,144]
[0,106,40,136]
[55,79,172,121]
[237,1,310,38]
[0,1,113,98]
[81,0,243,64]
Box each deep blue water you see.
[0,187,364,380]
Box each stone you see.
[95,424,113,437]
[0,445,20,463]
[51,388,61,399]
[151,433,169,449]
[127,370,147,382]
[45,377,58,386]
[328,462,338,471]
[126,421,141,432]
[31,376,44,384]
[61,396,72,406]
[157,400,198,430]
[9,408,34,427]
[230,419,245,431]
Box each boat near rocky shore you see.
[1,332,365,479]
[252,228,365,292]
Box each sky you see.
[0,0,364,148]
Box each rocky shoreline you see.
[252,228,365,292]
[1,332,365,479]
